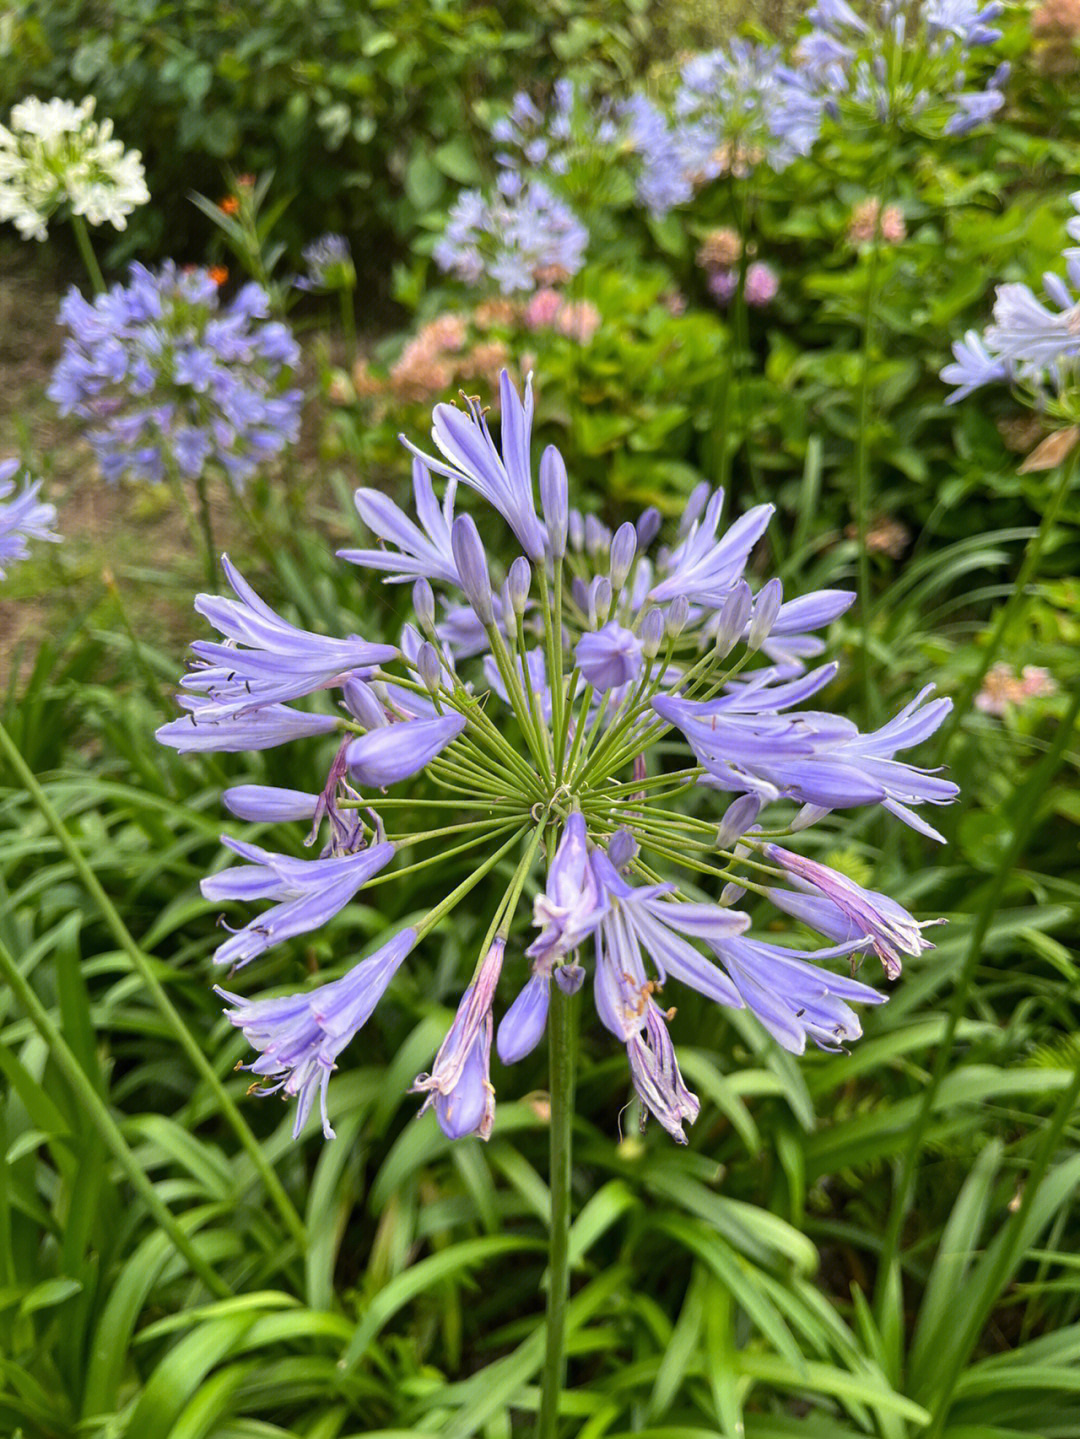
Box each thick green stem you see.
[0,936,229,1298]
[536,981,578,1439]
[854,221,885,728]
[339,285,358,365]
[70,213,106,294]
[0,718,307,1248]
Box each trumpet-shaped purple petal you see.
[0,461,60,577]
[403,372,547,560]
[218,927,416,1137]
[223,785,320,822]
[339,458,460,587]
[156,694,339,753]
[183,555,396,718]
[649,491,774,605]
[709,932,886,1054]
[202,837,394,968]
[345,712,465,788]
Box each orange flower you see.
[208,266,229,286]
[219,196,240,215]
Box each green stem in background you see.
[853,214,885,729]
[339,285,358,366]
[0,936,230,1299]
[873,681,1080,1330]
[535,979,579,1439]
[193,469,219,592]
[934,448,1078,768]
[0,718,308,1249]
[70,213,106,295]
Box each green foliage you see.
[0,0,653,270]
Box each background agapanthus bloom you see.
[161,370,956,1144]
[48,262,303,488]
[0,459,60,577]
[0,95,149,241]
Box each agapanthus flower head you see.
[294,233,355,292]
[672,40,824,187]
[0,95,149,241]
[434,177,587,294]
[796,0,1007,135]
[0,459,60,577]
[492,81,628,198]
[162,369,956,1144]
[48,262,303,488]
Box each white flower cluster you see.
[0,96,149,241]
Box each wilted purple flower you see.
[48,263,302,489]
[412,939,504,1139]
[218,927,416,1137]
[0,459,60,576]
[202,837,394,968]
[763,843,942,979]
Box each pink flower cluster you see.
[523,288,602,343]
[708,260,779,308]
[847,198,906,247]
[975,663,1058,716]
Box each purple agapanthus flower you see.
[0,458,60,577]
[48,263,302,489]
[161,368,956,1144]
[294,233,354,292]
[434,176,587,294]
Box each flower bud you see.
[636,506,662,549]
[719,881,746,906]
[715,580,752,659]
[413,577,435,629]
[417,641,442,694]
[640,607,665,659]
[347,712,465,787]
[223,785,319,822]
[716,793,762,850]
[748,578,783,652]
[554,962,585,995]
[609,522,637,589]
[665,594,690,639]
[575,622,641,692]
[568,508,585,552]
[590,576,612,628]
[585,514,610,556]
[507,555,531,617]
[342,676,388,730]
[607,827,638,871]
[540,446,568,558]
[497,970,550,1064]
[450,514,495,626]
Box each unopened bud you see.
[417,642,442,694]
[665,594,689,639]
[747,578,783,652]
[413,577,435,629]
[568,508,585,552]
[585,514,610,556]
[343,676,388,730]
[636,506,662,549]
[507,556,531,617]
[540,446,568,558]
[715,580,752,659]
[640,607,665,658]
[450,514,495,626]
[716,793,762,850]
[609,522,637,589]
[791,803,830,832]
[719,881,746,906]
[590,576,612,627]
[608,827,639,871]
